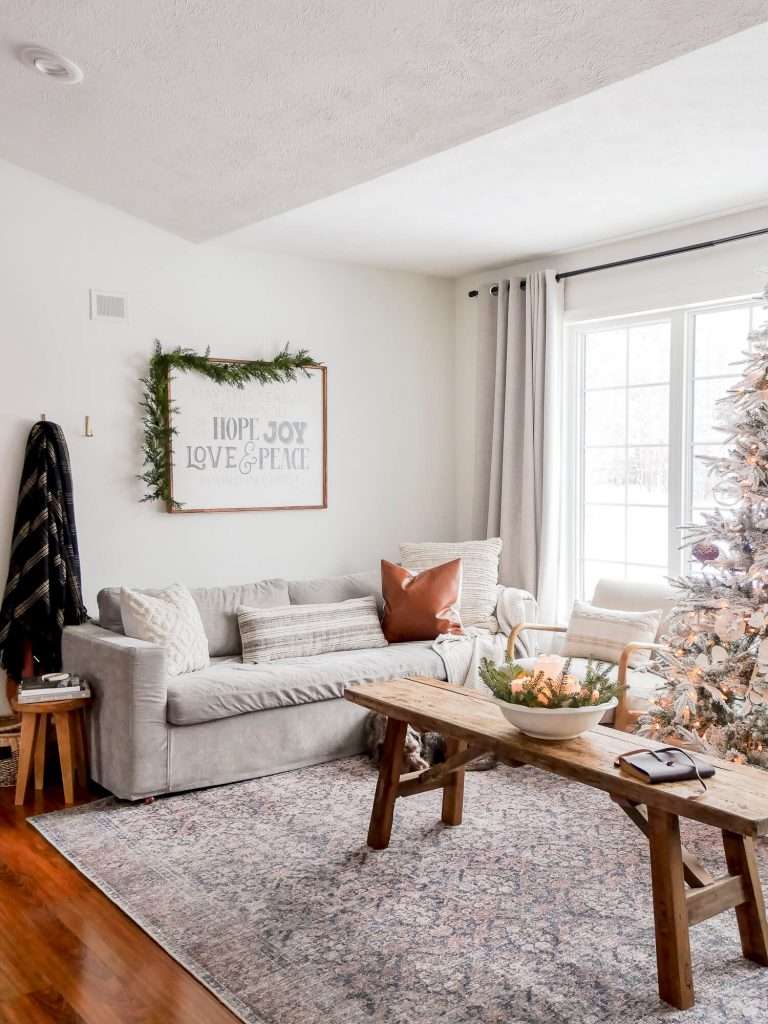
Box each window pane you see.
[693,377,735,443]
[628,322,670,385]
[583,560,625,600]
[627,385,668,444]
[584,505,625,561]
[691,444,726,505]
[584,329,626,388]
[585,388,625,446]
[626,506,667,566]
[584,447,625,504]
[694,307,750,377]
[626,446,668,504]
[626,564,670,584]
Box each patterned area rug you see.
[31,758,768,1024]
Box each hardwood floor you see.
[0,777,240,1023]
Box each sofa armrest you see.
[62,623,169,800]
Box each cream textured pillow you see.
[120,583,209,676]
[238,596,387,664]
[563,600,662,669]
[399,538,502,629]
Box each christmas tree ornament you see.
[692,541,719,563]
[694,645,728,670]
[714,609,745,642]
[712,477,742,506]
[749,608,767,629]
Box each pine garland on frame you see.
[139,341,317,509]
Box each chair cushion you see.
[563,600,662,668]
[166,642,446,726]
[513,656,665,723]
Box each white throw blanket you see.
[432,585,538,693]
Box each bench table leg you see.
[441,737,466,826]
[647,807,694,1010]
[367,718,407,850]
[723,830,768,965]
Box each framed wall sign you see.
[168,362,327,513]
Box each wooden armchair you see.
[506,622,670,734]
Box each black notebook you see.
[615,747,715,787]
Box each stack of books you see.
[17,673,90,705]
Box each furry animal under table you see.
[364,713,496,772]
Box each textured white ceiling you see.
[222,23,768,276]
[2,0,767,242]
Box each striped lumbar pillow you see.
[399,538,502,629]
[238,596,388,664]
[563,600,662,668]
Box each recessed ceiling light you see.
[19,46,83,84]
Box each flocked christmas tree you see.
[637,285,768,768]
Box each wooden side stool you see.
[12,696,92,806]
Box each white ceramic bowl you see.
[495,697,618,741]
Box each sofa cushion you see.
[381,558,463,642]
[121,584,209,676]
[97,579,290,656]
[166,642,446,726]
[399,539,502,629]
[287,571,383,612]
[239,596,387,664]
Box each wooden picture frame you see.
[167,361,327,513]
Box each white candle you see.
[533,654,566,680]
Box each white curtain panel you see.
[482,270,570,624]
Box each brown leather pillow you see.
[381,558,464,643]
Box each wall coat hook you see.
[84,415,94,437]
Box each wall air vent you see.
[90,290,127,323]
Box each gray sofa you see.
[63,570,467,801]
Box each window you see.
[573,297,764,599]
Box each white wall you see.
[0,160,456,683]
[455,205,768,539]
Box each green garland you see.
[139,341,317,509]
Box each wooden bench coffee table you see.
[345,676,768,1011]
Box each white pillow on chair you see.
[563,600,662,669]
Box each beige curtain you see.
[476,270,568,622]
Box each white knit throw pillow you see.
[399,538,502,629]
[120,583,209,676]
[563,600,662,669]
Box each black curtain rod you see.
[466,226,768,298]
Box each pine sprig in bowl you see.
[480,654,623,740]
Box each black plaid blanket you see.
[0,421,87,680]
